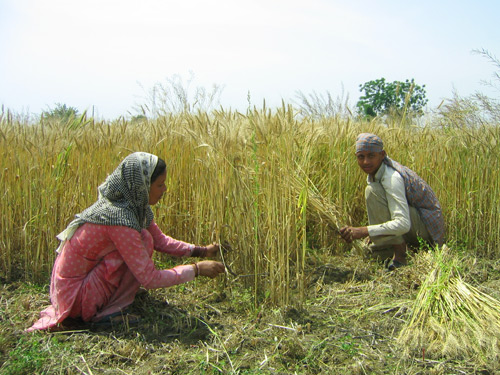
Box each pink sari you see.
[27,222,195,331]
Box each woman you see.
[28,152,225,331]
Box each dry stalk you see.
[289,171,364,254]
[398,245,500,366]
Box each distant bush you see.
[42,103,79,121]
[356,78,428,119]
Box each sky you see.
[1,0,499,119]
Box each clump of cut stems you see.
[398,245,500,366]
[289,171,365,254]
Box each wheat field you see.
[1,104,499,306]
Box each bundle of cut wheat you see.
[290,172,365,254]
[398,245,500,366]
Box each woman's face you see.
[148,171,167,205]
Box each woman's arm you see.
[107,225,196,289]
[148,221,217,258]
[147,221,194,257]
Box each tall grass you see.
[1,102,499,305]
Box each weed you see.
[338,334,359,357]
[2,336,48,374]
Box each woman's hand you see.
[195,261,225,278]
[339,226,369,243]
[205,243,219,258]
[191,243,219,258]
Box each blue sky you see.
[1,0,499,119]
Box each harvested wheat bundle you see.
[290,172,364,254]
[398,245,500,366]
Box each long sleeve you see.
[107,226,195,289]
[147,221,194,257]
[367,166,411,237]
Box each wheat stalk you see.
[289,170,364,254]
[398,245,500,365]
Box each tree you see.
[356,78,428,118]
[42,103,79,120]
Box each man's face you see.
[356,150,386,176]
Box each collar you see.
[367,162,386,183]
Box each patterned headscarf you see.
[76,152,158,231]
[355,133,384,153]
[56,152,159,251]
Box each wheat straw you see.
[289,171,365,254]
[398,245,500,366]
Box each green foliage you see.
[356,78,428,118]
[52,143,73,181]
[338,334,359,356]
[3,337,47,374]
[2,334,75,375]
[42,103,79,120]
[130,114,148,123]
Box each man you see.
[340,133,445,270]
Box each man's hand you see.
[339,226,369,243]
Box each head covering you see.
[355,133,384,153]
[55,152,159,252]
[77,151,158,230]
[355,134,446,245]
